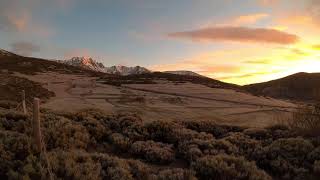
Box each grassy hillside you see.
[244,72,320,102]
[0,107,319,179]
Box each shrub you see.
[288,104,320,136]
[109,133,132,151]
[0,111,28,133]
[253,138,314,179]
[0,131,31,178]
[178,138,238,163]
[144,121,178,143]
[43,115,90,150]
[150,168,197,180]
[192,155,271,180]
[243,128,270,140]
[223,132,261,157]
[130,141,175,164]
[307,147,320,162]
[0,100,18,109]
[92,153,135,180]
[183,120,243,138]
[47,151,102,180]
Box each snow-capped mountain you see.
[164,70,203,77]
[105,65,150,75]
[60,57,151,75]
[58,57,106,72]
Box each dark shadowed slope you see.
[100,71,241,90]
[244,72,320,102]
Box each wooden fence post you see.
[22,90,27,114]
[47,82,51,91]
[33,98,42,153]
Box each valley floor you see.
[16,72,296,127]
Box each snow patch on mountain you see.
[105,65,150,75]
[60,57,151,75]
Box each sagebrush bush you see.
[307,147,320,162]
[253,138,314,179]
[150,168,197,180]
[223,132,261,157]
[109,133,132,151]
[130,140,175,164]
[0,111,29,133]
[192,155,271,180]
[42,114,90,150]
[2,109,320,179]
[0,131,32,179]
[178,138,238,163]
[47,151,102,180]
[288,104,320,136]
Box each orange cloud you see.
[258,0,279,6]
[232,13,269,25]
[168,26,299,45]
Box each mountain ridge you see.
[244,72,320,102]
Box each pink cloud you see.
[168,26,299,44]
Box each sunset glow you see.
[1,0,319,85]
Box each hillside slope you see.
[244,72,320,102]
[0,51,104,76]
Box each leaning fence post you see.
[22,90,27,114]
[33,98,42,153]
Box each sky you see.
[0,0,320,85]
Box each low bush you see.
[47,151,102,180]
[183,120,244,138]
[253,138,314,179]
[109,133,132,151]
[130,140,175,164]
[223,132,261,157]
[288,104,320,136]
[192,155,271,180]
[178,138,238,163]
[150,168,197,180]
[42,115,90,150]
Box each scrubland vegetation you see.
[1,106,320,180]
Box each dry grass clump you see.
[192,155,271,180]
[130,140,175,164]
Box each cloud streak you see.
[168,26,299,45]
